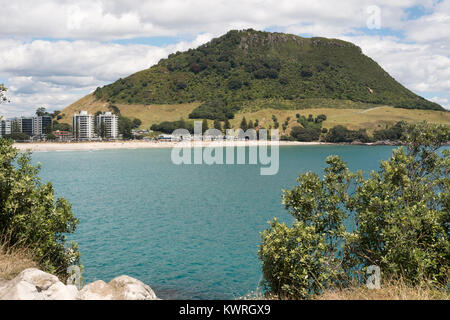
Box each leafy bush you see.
[4,132,30,141]
[259,122,450,298]
[324,125,372,143]
[290,126,321,142]
[0,139,80,277]
[373,121,406,141]
[189,100,241,120]
[150,119,195,134]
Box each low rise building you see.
[53,130,73,141]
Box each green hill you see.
[89,29,442,121]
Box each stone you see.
[108,275,158,300]
[0,268,75,300]
[77,280,115,300]
[0,268,159,300]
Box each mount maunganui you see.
[89,29,443,120]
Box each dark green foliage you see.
[373,121,407,141]
[150,119,195,134]
[132,118,142,129]
[188,100,241,121]
[224,118,231,130]
[240,117,248,131]
[4,132,30,141]
[108,104,121,115]
[92,30,443,115]
[259,122,450,298]
[52,121,71,132]
[290,126,321,142]
[213,119,222,131]
[202,119,208,133]
[0,139,80,277]
[46,133,57,140]
[291,114,327,141]
[118,116,133,139]
[325,125,372,143]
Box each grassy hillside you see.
[60,94,450,133]
[60,93,201,127]
[90,29,442,120]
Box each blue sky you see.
[1,0,449,117]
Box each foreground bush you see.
[259,122,449,299]
[0,139,80,278]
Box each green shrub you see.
[0,139,80,277]
[290,126,321,142]
[259,122,450,299]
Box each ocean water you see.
[31,145,395,299]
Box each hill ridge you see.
[71,29,443,122]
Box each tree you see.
[0,139,80,277]
[240,117,248,131]
[213,119,222,132]
[248,120,254,129]
[132,118,142,129]
[46,133,57,140]
[5,132,30,141]
[108,104,121,115]
[224,118,231,130]
[118,116,133,139]
[1,84,9,104]
[202,119,209,134]
[290,126,321,142]
[259,122,450,299]
[36,107,47,116]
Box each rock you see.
[78,276,158,300]
[108,275,158,300]
[0,268,77,300]
[77,280,114,300]
[0,268,159,300]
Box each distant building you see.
[13,117,34,136]
[0,119,12,137]
[97,112,118,139]
[73,111,95,140]
[33,116,52,137]
[53,130,72,141]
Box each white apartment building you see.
[97,111,119,139]
[73,111,95,140]
[33,116,52,137]
[0,119,12,137]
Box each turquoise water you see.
[31,145,395,299]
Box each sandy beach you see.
[13,140,329,152]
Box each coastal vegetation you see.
[258,122,450,299]
[0,139,80,279]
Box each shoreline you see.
[11,140,409,152]
[13,140,333,152]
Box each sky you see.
[1,0,450,118]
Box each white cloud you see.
[0,0,434,40]
[0,34,214,117]
[0,0,449,116]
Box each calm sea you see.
[31,145,395,299]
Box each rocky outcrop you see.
[0,268,158,300]
[78,276,158,300]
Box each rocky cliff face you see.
[0,268,159,300]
